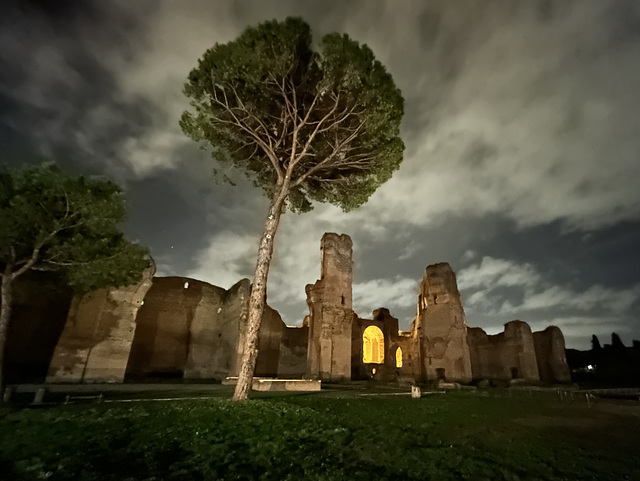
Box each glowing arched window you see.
[363,325,384,364]
[396,347,403,368]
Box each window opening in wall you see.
[362,325,384,364]
[511,367,519,379]
[395,347,403,368]
[341,294,345,305]
[436,368,446,381]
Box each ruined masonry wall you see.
[254,304,283,377]
[467,321,540,381]
[417,263,472,383]
[306,233,354,381]
[124,276,253,380]
[23,232,572,386]
[125,276,285,381]
[277,325,308,378]
[47,265,155,383]
[126,277,210,378]
[533,326,571,383]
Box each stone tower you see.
[305,233,353,381]
[416,262,472,383]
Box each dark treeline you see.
[566,332,640,386]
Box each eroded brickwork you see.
[467,321,540,382]
[533,326,571,383]
[47,265,155,383]
[306,233,354,381]
[415,263,473,383]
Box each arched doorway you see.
[363,325,384,364]
[395,347,403,368]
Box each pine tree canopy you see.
[180,17,405,213]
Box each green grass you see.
[1,389,639,480]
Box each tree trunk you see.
[233,181,290,401]
[0,270,13,396]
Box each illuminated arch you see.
[396,347,403,368]
[363,325,384,364]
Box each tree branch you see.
[291,117,368,188]
[208,81,284,180]
[11,245,41,280]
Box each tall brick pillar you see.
[417,263,472,383]
[306,233,353,381]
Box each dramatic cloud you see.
[353,277,419,322]
[458,256,640,348]
[185,231,257,289]
[457,257,540,290]
[319,0,640,233]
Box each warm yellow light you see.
[363,325,384,364]
[396,347,403,368]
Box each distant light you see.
[141,301,145,306]
[184,282,189,289]
[587,364,594,370]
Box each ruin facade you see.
[7,232,570,386]
[533,326,571,383]
[305,233,354,381]
[47,265,155,383]
[467,321,540,382]
[415,263,473,383]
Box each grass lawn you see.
[1,387,639,480]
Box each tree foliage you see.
[0,163,150,291]
[180,17,404,213]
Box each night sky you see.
[1,0,639,349]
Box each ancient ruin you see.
[467,321,540,382]
[305,233,354,381]
[415,263,473,383]
[47,265,155,383]
[6,232,571,386]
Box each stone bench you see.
[222,377,321,392]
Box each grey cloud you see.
[0,1,160,180]
[459,254,640,349]
[335,0,640,232]
[353,277,419,322]
[457,257,540,290]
